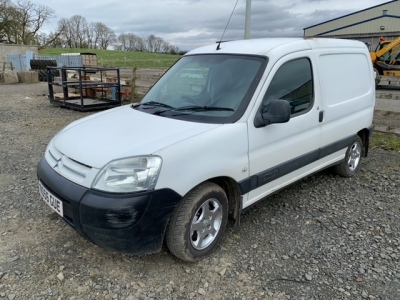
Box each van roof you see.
[186,38,366,56]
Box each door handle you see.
[319,111,324,122]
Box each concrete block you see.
[3,70,19,84]
[20,71,38,83]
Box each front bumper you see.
[37,157,182,254]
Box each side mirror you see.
[254,99,291,128]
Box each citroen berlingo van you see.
[37,38,375,262]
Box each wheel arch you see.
[167,176,243,232]
[207,176,242,226]
[165,179,233,261]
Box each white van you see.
[37,38,375,262]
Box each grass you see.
[39,48,181,68]
[371,132,400,151]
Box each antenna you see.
[217,0,240,50]
[244,0,251,39]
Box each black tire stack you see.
[30,59,59,82]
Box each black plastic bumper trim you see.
[37,157,182,254]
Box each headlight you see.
[92,156,162,193]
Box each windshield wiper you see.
[131,101,176,110]
[132,103,234,116]
[175,105,235,112]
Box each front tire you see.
[333,135,363,177]
[166,182,228,262]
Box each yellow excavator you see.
[370,36,400,77]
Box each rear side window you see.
[262,58,313,115]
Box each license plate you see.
[39,181,64,217]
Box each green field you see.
[39,48,181,68]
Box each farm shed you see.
[304,0,400,49]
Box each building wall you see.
[304,1,400,37]
[304,1,400,50]
[0,44,38,63]
[311,18,400,36]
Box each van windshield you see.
[135,54,266,123]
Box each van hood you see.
[52,106,221,169]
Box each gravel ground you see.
[0,83,399,300]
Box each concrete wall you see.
[0,44,38,63]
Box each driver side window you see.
[262,58,313,115]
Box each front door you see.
[245,52,321,208]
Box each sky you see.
[29,0,393,51]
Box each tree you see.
[153,36,164,53]
[57,15,90,49]
[0,0,55,44]
[92,22,116,50]
[145,34,157,52]
[114,32,180,54]
[35,30,65,49]
[0,0,13,43]
[57,18,72,47]
[85,23,95,49]
[56,17,116,50]
[116,33,143,51]
[1,1,180,52]
[0,0,10,42]
[67,15,89,48]
[136,36,146,52]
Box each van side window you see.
[262,58,313,115]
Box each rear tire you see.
[38,70,47,82]
[30,59,57,70]
[166,182,228,262]
[373,68,381,86]
[333,135,363,177]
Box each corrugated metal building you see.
[304,0,400,49]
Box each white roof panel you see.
[186,38,366,57]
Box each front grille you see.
[45,143,92,185]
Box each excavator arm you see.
[371,36,400,63]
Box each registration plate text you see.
[39,182,64,217]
